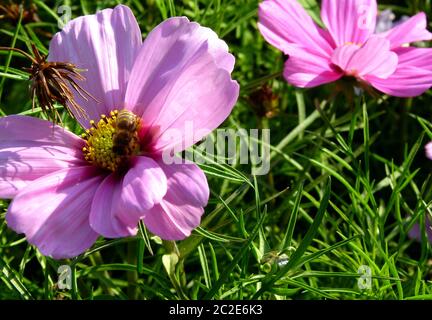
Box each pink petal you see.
[6,167,102,259]
[330,43,360,71]
[89,174,137,238]
[258,0,335,58]
[321,0,377,46]
[90,157,167,238]
[409,216,432,243]
[119,156,167,221]
[144,201,204,241]
[0,115,83,146]
[0,116,86,198]
[381,13,432,49]
[143,159,209,240]
[365,46,432,97]
[331,37,398,79]
[394,47,432,71]
[283,51,342,88]
[366,66,432,97]
[158,159,209,207]
[124,17,239,153]
[426,142,432,160]
[49,5,142,128]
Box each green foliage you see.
[0,0,431,300]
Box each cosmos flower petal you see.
[6,167,102,259]
[157,159,209,207]
[366,66,432,97]
[283,51,342,88]
[409,215,432,243]
[330,44,360,72]
[348,37,398,79]
[257,0,334,57]
[381,13,432,49]
[90,174,137,238]
[363,42,432,97]
[49,5,142,128]
[143,159,209,240]
[372,48,432,96]
[393,47,432,71]
[124,17,239,153]
[0,116,86,198]
[0,115,84,146]
[321,0,377,46]
[144,202,204,241]
[332,37,398,78]
[426,142,432,160]
[118,156,168,220]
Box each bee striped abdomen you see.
[112,110,140,156]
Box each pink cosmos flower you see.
[410,143,432,243]
[0,5,239,259]
[258,0,432,97]
[409,215,432,243]
[426,142,432,160]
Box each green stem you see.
[295,90,306,139]
[270,107,324,159]
[162,240,188,299]
[127,240,138,299]
[0,7,24,104]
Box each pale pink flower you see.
[258,0,432,97]
[411,143,432,243]
[0,5,239,259]
[409,215,432,243]
[426,142,432,160]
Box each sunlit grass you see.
[0,0,431,300]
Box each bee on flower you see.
[0,5,239,259]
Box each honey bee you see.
[112,110,140,156]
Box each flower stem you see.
[0,46,37,64]
[270,107,323,159]
[127,240,138,299]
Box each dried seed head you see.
[0,1,39,24]
[0,44,97,123]
[26,44,95,123]
[248,85,280,119]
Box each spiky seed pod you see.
[248,84,280,119]
[0,44,97,123]
[0,1,39,24]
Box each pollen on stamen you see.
[81,109,141,172]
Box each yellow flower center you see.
[81,110,141,172]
